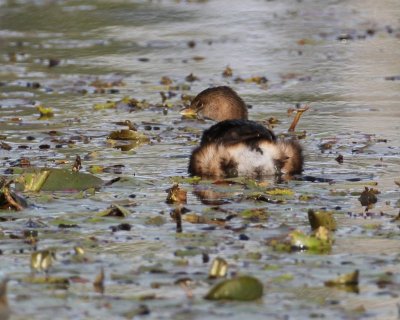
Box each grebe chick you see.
[189,119,303,178]
[180,86,248,121]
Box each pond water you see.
[1,0,400,319]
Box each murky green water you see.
[1,0,400,319]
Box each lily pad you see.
[204,276,263,301]
[14,168,103,192]
[280,227,333,253]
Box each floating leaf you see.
[31,250,56,273]
[89,165,104,174]
[93,101,117,110]
[50,218,78,228]
[288,227,333,253]
[299,194,314,201]
[145,216,166,226]
[74,246,85,256]
[108,129,149,142]
[0,141,11,151]
[209,257,228,279]
[170,176,201,184]
[308,209,337,231]
[239,208,269,222]
[97,204,130,218]
[165,184,187,204]
[265,188,294,196]
[14,168,103,192]
[325,270,359,288]
[37,105,54,119]
[204,276,263,301]
[243,76,268,84]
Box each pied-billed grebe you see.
[180,86,248,121]
[189,119,303,178]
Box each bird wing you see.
[200,120,276,146]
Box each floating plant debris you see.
[36,105,54,119]
[0,178,28,210]
[97,204,130,218]
[93,267,105,294]
[204,276,263,301]
[358,187,379,210]
[308,209,337,231]
[208,257,228,279]
[30,250,56,273]
[325,270,359,288]
[165,184,187,204]
[14,168,103,192]
[222,66,233,77]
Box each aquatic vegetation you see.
[204,276,263,301]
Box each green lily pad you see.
[204,276,263,301]
[289,228,333,253]
[14,168,103,192]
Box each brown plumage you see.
[181,86,248,121]
[186,87,304,178]
[189,120,303,178]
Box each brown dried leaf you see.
[165,184,187,204]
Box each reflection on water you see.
[1,0,400,319]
